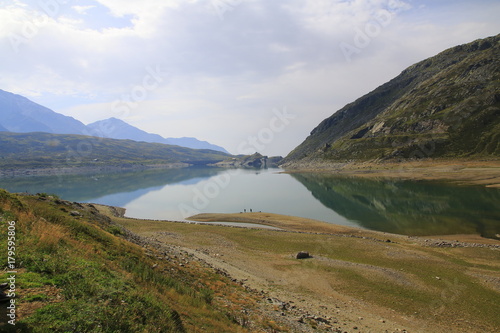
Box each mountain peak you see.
[87,118,230,153]
[0,91,230,154]
[0,90,88,135]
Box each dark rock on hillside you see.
[281,34,500,168]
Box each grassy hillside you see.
[0,190,283,332]
[282,34,500,167]
[0,132,230,170]
[2,189,499,332]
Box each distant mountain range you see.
[0,89,228,153]
[86,118,229,153]
[281,34,500,168]
[0,131,230,172]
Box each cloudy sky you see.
[1,0,499,156]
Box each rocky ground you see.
[100,206,500,333]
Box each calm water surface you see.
[1,167,499,238]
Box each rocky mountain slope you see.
[281,34,500,168]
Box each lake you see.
[1,167,499,239]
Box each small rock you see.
[296,251,311,259]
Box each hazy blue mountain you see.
[86,117,166,143]
[164,137,229,154]
[0,89,88,135]
[87,118,229,153]
[0,90,229,153]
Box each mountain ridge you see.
[0,90,229,154]
[87,118,229,153]
[0,131,230,172]
[0,89,88,135]
[281,34,500,168]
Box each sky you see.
[1,0,499,156]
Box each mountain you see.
[164,137,229,154]
[0,89,88,135]
[86,118,229,153]
[86,117,167,144]
[0,132,230,171]
[281,34,500,168]
[0,90,229,153]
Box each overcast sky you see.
[1,0,499,156]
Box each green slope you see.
[0,190,265,332]
[282,34,500,167]
[0,132,230,169]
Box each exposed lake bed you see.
[101,201,500,333]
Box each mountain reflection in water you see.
[290,173,500,239]
[0,167,498,239]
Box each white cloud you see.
[72,5,95,15]
[1,0,500,155]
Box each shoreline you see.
[99,203,500,246]
[0,162,190,178]
[97,203,500,243]
[280,159,500,188]
[188,212,500,246]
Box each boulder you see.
[296,251,310,259]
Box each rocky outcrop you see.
[213,153,283,168]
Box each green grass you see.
[0,189,256,332]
